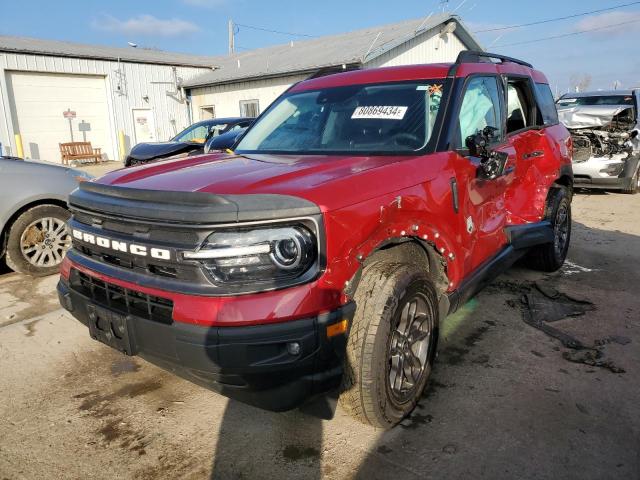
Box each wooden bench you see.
[59,142,102,165]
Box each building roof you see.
[0,35,217,68]
[0,13,481,84]
[184,13,481,88]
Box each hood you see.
[97,152,440,212]
[0,156,90,176]
[128,141,203,161]
[557,105,636,129]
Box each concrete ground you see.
[1,191,639,480]
[77,160,124,178]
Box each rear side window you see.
[455,76,503,149]
[535,83,559,125]
[506,79,536,133]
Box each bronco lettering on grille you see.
[72,229,171,260]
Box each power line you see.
[494,17,640,47]
[234,23,316,38]
[474,1,640,33]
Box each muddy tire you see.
[524,186,571,272]
[621,168,639,194]
[5,205,72,277]
[339,262,438,429]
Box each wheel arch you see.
[344,237,449,300]
[555,165,574,197]
[0,198,69,259]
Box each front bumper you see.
[573,154,639,190]
[573,176,635,190]
[57,278,355,412]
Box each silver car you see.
[556,90,640,194]
[0,156,92,276]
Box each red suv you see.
[58,52,573,428]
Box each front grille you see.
[69,268,174,324]
[73,211,200,244]
[572,135,592,163]
[77,245,181,279]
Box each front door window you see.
[456,76,503,149]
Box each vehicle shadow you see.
[206,293,344,479]
[350,221,640,479]
[0,257,11,275]
[210,399,325,479]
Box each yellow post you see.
[14,133,24,158]
[118,130,126,161]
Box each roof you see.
[0,35,217,68]
[184,13,482,88]
[291,60,547,93]
[561,90,637,98]
[291,63,453,92]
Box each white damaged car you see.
[557,90,639,194]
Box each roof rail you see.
[456,50,533,69]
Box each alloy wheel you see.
[388,293,434,403]
[20,217,71,268]
[554,203,569,257]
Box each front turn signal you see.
[327,319,349,338]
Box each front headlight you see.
[183,223,319,291]
[69,169,94,182]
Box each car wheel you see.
[524,185,571,272]
[5,205,72,277]
[340,262,439,428]
[622,168,639,194]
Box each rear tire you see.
[524,186,571,272]
[339,262,438,428]
[5,205,71,277]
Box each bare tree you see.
[569,73,592,92]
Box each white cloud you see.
[182,0,227,7]
[575,11,640,37]
[92,14,200,38]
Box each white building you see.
[0,38,214,162]
[0,13,480,163]
[185,13,481,122]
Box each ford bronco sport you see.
[58,52,573,428]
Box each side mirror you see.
[465,126,497,157]
[465,126,507,180]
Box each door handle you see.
[522,150,543,159]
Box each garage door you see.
[6,71,113,163]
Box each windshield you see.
[235,80,446,155]
[557,95,635,108]
[172,121,230,143]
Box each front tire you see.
[340,262,438,428]
[5,205,72,276]
[524,185,571,272]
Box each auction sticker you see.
[352,106,408,120]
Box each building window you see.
[239,100,260,118]
[200,105,215,120]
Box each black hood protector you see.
[69,181,320,224]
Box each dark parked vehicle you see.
[59,52,573,428]
[204,127,248,153]
[0,156,92,276]
[125,118,253,167]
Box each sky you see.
[1,0,639,92]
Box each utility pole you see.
[228,19,235,55]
